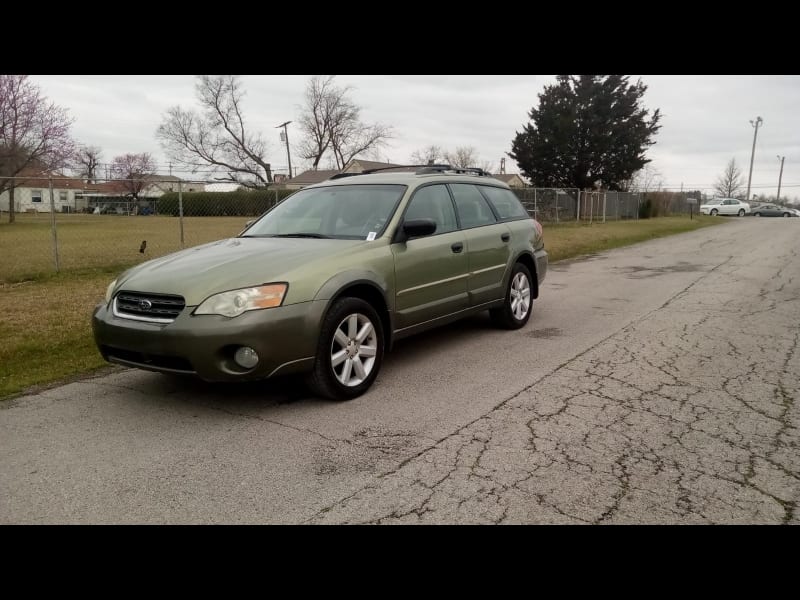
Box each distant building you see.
[491,173,526,188]
[0,169,88,213]
[283,169,341,190]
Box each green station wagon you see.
[92,166,548,400]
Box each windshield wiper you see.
[272,233,331,239]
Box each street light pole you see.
[745,116,763,203]
[776,155,785,204]
[276,121,293,180]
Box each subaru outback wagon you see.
[92,165,548,400]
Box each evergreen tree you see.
[509,75,661,190]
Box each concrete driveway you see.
[1,218,798,524]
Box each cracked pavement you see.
[1,219,798,524]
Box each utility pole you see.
[776,155,785,204]
[745,116,763,203]
[276,121,293,179]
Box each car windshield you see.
[242,184,406,240]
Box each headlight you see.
[194,284,287,318]
[105,279,117,303]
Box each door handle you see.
[451,242,464,253]
[501,233,510,242]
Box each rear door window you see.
[449,184,497,229]
[478,186,529,220]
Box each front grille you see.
[102,345,195,373]
[115,291,185,322]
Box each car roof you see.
[302,170,513,191]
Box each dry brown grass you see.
[0,213,249,283]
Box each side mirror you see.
[400,218,437,241]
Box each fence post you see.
[555,190,560,223]
[602,192,607,223]
[178,180,185,248]
[533,188,537,221]
[576,190,581,222]
[48,177,60,273]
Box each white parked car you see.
[699,197,750,216]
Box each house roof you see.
[8,168,86,190]
[143,174,183,182]
[346,159,404,172]
[83,180,129,194]
[491,173,523,184]
[204,182,240,192]
[289,169,340,185]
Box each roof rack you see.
[415,164,490,176]
[328,164,492,179]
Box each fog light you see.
[234,346,259,369]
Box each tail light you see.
[532,219,543,241]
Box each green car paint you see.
[92,171,547,399]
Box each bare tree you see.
[0,75,74,223]
[297,75,392,171]
[72,144,102,183]
[110,153,156,200]
[296,76,337,170]
[410,145,444,165]
[156,75,273,188]
[444,146,482,169]
[626,164,664,193]
[714,158,744,198]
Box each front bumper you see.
[92,299,327,381]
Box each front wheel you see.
[784,213,791,218]
[710,209,718,216]
[738,209,745,216]
[491,263,533,329]
[306,297,384,400]
[754,213,761,217]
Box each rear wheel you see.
[738,209,745,216]
[491,262,533,329]
[306,297,384,401]
[784,213,791,218]
[754,212,761,217]
[710,209,718,216]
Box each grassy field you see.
[0,214,726,399]
[0,213,249,283]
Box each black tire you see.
[784,213,790,218]
[490,262,534,330]
[738,209,745,216]
[306,297,384,401]
[754,212,761,217]
[710,209,718,216]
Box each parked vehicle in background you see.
[751,203,797,217]
[92,165,548,401]
[699,197,750,216]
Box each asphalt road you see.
[2,218,798,524]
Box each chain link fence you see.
[512,188,649,222]
[1,176,703,283]
[0,176,291,283]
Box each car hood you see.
[115,237,364,305]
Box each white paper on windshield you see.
[366,232,377,241]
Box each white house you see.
[0,171,88,213]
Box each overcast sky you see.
[31,75,800,201]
